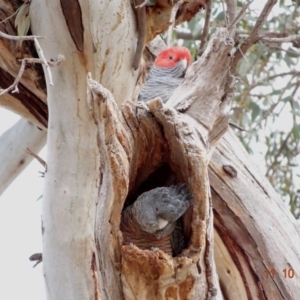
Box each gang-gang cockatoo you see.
[121,184,191,256]
[138,46,192,103]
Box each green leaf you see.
[36,194,43,202]
[250,102,261,121]
[284,53,294,67]
[215,11,225,21]
[15,2,31,36]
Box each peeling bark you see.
[1,0,299,299]
[210,130,300,300]
[88,78,220,299]
[86,26,300,299]
[0,0,47,127]
[0,67,48,129]
[60,0,83,51]
[28,0,140,298]
[87,28,232,299]
[0,0,207,125]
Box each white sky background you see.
[0,110,46,300]
[0,1,298,299]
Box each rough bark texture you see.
[88,80,219,300]
[0,0,207,127]
[87,28,233,299]
[87,26,300,299]
[1,1,300,300]
[210,130,300,299]
[29,0,139,298]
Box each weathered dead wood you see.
[0,0,47,128]
[121,98,220,299]
[88,24,300,300]
[210,130,300,300]
[1,0,298,299]
[87,27,234,300]
[87,76,131,299]
[168,28,234,136]
[88,76,222,299]
[0,0,208,128]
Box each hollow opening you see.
[120,163,192,257]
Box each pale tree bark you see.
[210,130,300,299]
[29,0,139,298]
[0,118,46,195]
[0,0,299,300]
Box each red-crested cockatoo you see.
[138,46,192,103]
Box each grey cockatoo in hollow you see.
[138,46,192,103]
[121,184,191,256]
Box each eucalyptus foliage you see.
[174,0,300,218]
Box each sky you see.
[0,1,297,299]
[0,109,46,300]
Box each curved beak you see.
[178,58,188,76]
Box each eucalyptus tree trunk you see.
[0,0,299,300]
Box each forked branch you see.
[0,55,64,97]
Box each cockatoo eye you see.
[169,55,173,60]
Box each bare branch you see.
[0,9,19,24]
[167,0,184,47]
[0,59,26,95]
[135,0,148,8]
[133,0,146,70]
[232,0,277,69]
[175,29,202,40]
[0,30,43,41]
[250,70,300,90]
[229,120,247,132]
[228,2,251,32]
[248,0,277,43]
[198,0,212,55]
[260,34,300,44]
[225,0,237,26]
[29,253,43,268]
[26,148,47,169]
[34,37,53,85]
[0,56,63,97]
[265,44,300,56]
[221,0,228,27]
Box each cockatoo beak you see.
[180,58,187,70]
[157,218,169,230]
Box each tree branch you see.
[247,0,277,43]
[26,147,47,169]
[175,29,201,40]
[228,2,251,32]
[210,130,300,298]
[0,118,46,196]
[232,0,277,69]
[0,8,19,24]
[0,30,43,41]
[260,34,300,43]
[167,0,184,47]
[0,56,63,97]
[133,0,147,70]
[198,0,211,56]
[225,0,237,26]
